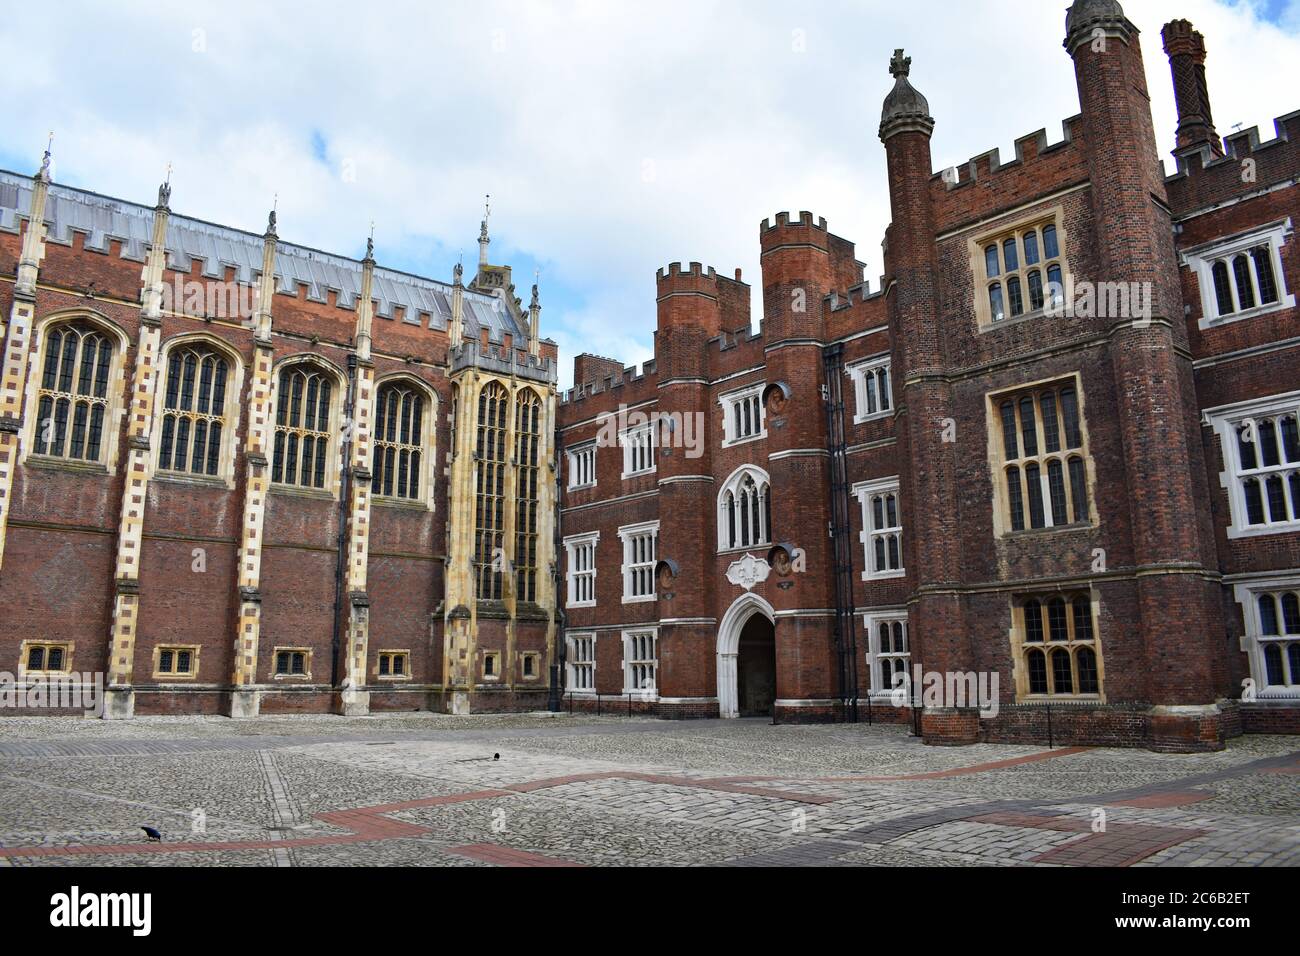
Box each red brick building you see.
[0,167,561,718]
[556,2,1300,751]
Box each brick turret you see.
[652,263,747,710]
[879,48,976,744]
[1067,0,1228,747]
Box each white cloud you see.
[0,0,1296,389]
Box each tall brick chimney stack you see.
[1161,19,1224,160]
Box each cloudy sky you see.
[2,0,1297,387]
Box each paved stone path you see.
[0,714,1295,867]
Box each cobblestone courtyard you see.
[0,714,1296,867]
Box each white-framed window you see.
[1183,220,1295,329]
[563,531,600,607]
[1204,391,1300,538]
[620,423,656,478]
[847,356,893,424]
[623,628,658,696]
[567,632,596,693]
[1234,578,1300,697]
[864,611,909,697]
[854,477,904,580]
[618,521,659,603]
[567,442,596,490]
[719,383,766,445]
[717,465,771,551]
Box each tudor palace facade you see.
[556,2,1300,751]
[0,166,560,718]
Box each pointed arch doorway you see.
[717,593,776,718]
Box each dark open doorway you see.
[736,614,776,717]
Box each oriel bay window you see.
[273,364,336,490]
[992,380,1092,535]
[33,321,115,464]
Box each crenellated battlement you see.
[559,357,658,406]
[933,115,1085,194]
[760,210,829,233]
[826,279,885,313]
[655,261,747,296]
[713,322,763,353]
[451,337,557,384]
[1164,110,1300,201]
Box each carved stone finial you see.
[530,283,539,309]
[36,133,53,183]
[889,48,911,79]
[158,181,171,209]
[365,235,374,262]
[880,47,934,140]
[453,261,464,284]
[266,208,277,238]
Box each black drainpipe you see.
[822,342,861,723]
[330,351,359,689]
[548,429,566,711]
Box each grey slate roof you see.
[0,169,523,339]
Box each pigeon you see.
[141,826,162,843]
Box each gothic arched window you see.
[272,363,336,489]
[158,344,231,477]
[717,466,771,551]
[473,381,510,600]
[514,388,542,603]
[33,321,114,463]
[373,381,426,500]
